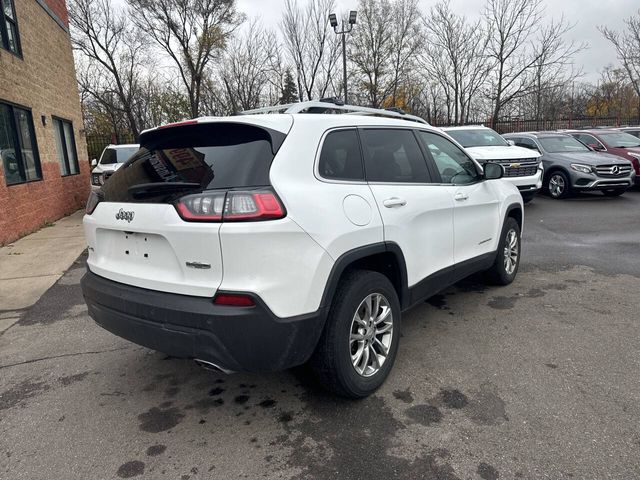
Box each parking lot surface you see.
[1,191,639,480]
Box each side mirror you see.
[506,139,515,146]
[588,143,604,151]
[91,158,97,167]
[484,162,504,180]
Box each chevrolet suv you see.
[90,144,139,191]
[81,101,524,398]
[442,126,543,203]
[504,132,635,198]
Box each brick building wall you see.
[0,0,88,245]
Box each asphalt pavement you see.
[1,190,639,480]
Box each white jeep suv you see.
[442,126,543,203]
[81,101,523,398]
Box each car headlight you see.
[91,173,102,186]
[570,163,593,174]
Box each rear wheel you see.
[309,270,401,398]
[547,171,571,199]
[602,189,626,197]
[486,217,521,286]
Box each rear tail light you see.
[213,293,255,307]
[175,189,285,222]
[175,191,226,221]
[86,191,102,214]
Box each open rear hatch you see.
[84,119,291,299]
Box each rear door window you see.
[101,123,286,203]
[318,129,364,181]
[360,129,430,183]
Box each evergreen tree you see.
[279,70,299,104]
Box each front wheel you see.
[486,217,521,285]
[547,171,571,199]
[309,270,401,398]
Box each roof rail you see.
[239,100,429,125]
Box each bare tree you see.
[421,1,490,124]
[350,0,394,108]
[483,0,583,125]
[528,24,584,127]
[600,10,640,120]
[217,21,280,112]
[387,0,424,108]
[127,0,244,118]
[586,66,637,120]
[281,0,340,101]
[350,0,422,109]
[69,0,147,138]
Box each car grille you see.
[490,159,540,177]
[594,164,632,177]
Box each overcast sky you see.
[233,0,639,82]
[113,0,639,83]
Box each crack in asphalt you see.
[0,346,132,370]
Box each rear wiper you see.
[128,182,200,199]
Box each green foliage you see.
[279,70,298,104]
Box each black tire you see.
[309,270,401,398]
[486,217,521,286]
[602,189,626,197]
[546,170,571,199]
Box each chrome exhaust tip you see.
[194,359,235,375]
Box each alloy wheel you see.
[503,228,519,275]
[549,174,565,198]
[349,293,393,377]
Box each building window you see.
[0,101,42,185]
[53,118,80,176]
[0,0,21,56]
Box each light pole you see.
[329,10,357,104]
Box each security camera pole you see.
[329,11,357,104]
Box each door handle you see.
[454,192,469,201]
[383,197,407,208]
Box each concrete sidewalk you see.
[0,210,86,331]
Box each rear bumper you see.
[81,270,327,373]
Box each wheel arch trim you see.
[319,242,410,310]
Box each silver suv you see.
[503,132,635,198]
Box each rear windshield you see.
[100,123,286,203]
